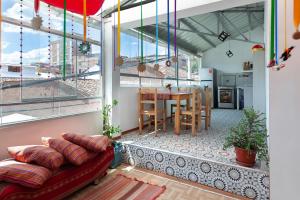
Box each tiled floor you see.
[118,109,270,199]
[119,109,266,171]
[68,165,245,200]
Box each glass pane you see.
[1,2,102,126]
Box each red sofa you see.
[0,146,114,200]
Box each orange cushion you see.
[62,133,109,152]
[42,137,96,166]
[0,159,52,188]
[8,145,64,170]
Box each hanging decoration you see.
[165,0,171,67]
[47,4,51,78]
[0,0,2,66]
[20,0,23,87]
[71,13,75,80]
[171,0,177,63]
[63,0,66,80]
[113,0,116,70]
[218,31,230,42]
[268,0,294,71]
[251,44,264,53]
[293,0,300,39]
[279,0,294,62]
[79,0,91,55]
[32,0,43,30]
[153,0,159,71]
[115,0,124,66]
[137,0,146,73]
[41,0,105,16]
[226,40,233,58]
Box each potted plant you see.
[102,99,122,168]
[223,108,269,167]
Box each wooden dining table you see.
[143,91,192,135]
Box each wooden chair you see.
[201,88,212,130]
[170,87,191,122]
[177,88,201,136]
[138,88,167,136]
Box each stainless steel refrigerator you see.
[200,68,219,108]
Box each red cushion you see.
[42,138,96,166]
[0,147,114,200]
[62,133,109,152]
[0,160,52,188]
[8,145,64,170]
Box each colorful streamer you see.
[173,0,177,60]
[155,0,158,64]
[0,0,2,66]
[115,0,124,66]
[267,0,275,68]
[154,0,159,71]
[137,0,146,72]
[166,0,171,67]
[140,0,143,63]
[63,0,66,80]
[279,0,294,63]
[167,0,170,60]
[275,0,278,64]
[293,0,300,39]
[117,0,121,57]
[83,0,87,42]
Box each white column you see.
[268,0,300,199]
[103,18,121,137]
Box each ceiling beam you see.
[188,17,218,36]
[221,9,264,13]
[220,12,249,41]
[134,26,200,55]
[154,24,263,45]
[247,11,253,30]
[157,24,196,33]
[252,12,264,30]
[180,19,216,48]
[215,12,231,34]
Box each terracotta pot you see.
[235,147,256,167]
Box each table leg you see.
[175,97,181,135]
[186,97,190,130]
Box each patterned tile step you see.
[121,143,270,200]
[119,109,266,171]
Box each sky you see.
[1,1,167,66]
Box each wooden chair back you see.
[191,88,202,113]
[138,88,158,112]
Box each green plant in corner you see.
[102,99,121,139]
[223,108,269,166]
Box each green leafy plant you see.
[102,99,121,139]
[223,108,269,163]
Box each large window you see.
[120,32,201,88]
[0,1,102,125]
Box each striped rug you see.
[77,174,166,200]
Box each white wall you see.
[119,87,139,132]
[202,27,264,73]
[268,0,300,199]
[0,112,101,160]
[253,51,266,113]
